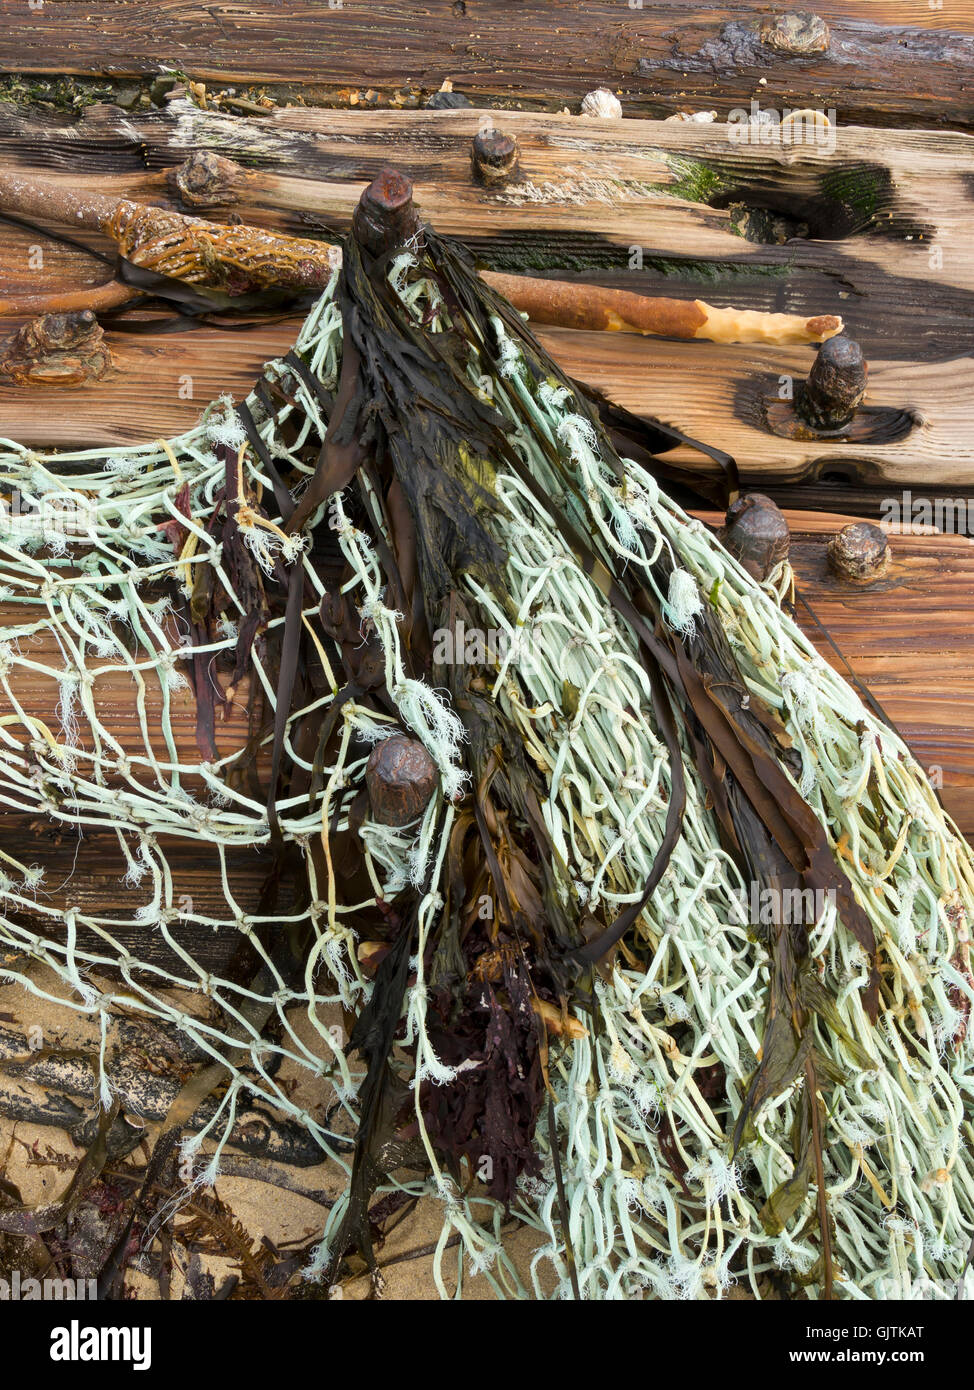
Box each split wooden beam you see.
[1,3,973,128]
[1,104,973,488]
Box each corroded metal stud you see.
[471,129,519,187]
[827,522,891,583]
[352,167,420,256]
[799,334,868,431]
[719,493,791,581]
[365,735,439,826]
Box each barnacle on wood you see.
[0,310,112,386]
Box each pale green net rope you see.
[0,261,971,1300]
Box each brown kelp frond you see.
[422,227,739,513]
[328,903,417,1281]
[364,206,891,1299]
[303,182,887,1255]
[324,232,514,614]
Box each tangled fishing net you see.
[0,171,972,1301]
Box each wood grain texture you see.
[2,318,971,497]
[0,603,259,772]
[0,2,973,126]
[1,827,268,975]
[2,103,972,490]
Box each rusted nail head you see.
[169,150,244,208]
[473,129,517,165]
[352,167,419,255]
[361,167,414,216]
[471,128,519,185]
[365,735,439,827]
[719,493,790,582]
[812,334,865,377]
[827,522,890,583]
[801,334,868,430]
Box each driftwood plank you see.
[0,603,259,771]
[0,314,298,445]
[1,318,970,500]
[0,3,973,128]
[0,827,268,976]
[2,104,972,493]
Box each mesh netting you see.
[0,253,972,1300]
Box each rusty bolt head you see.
[800,334,868,432]
[827,522,890,584]
[168,150,244,209]
[719,493,790,582]
[471,128,519,186]
[352,167,420,257]
[760,12,830,56]
[365,735,439,827]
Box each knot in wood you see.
[0,310,112,387]
[168,151,244,209]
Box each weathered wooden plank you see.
[2,104,971,491]
[1,317,970,500]
[1,3,973,128]
[0,601,259,770]
[757,512,974,843]
[4,102,971,327]
[1,505,970,979]
[0,314,297,444]
[6,100,970,274]
[1,827,268,976]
